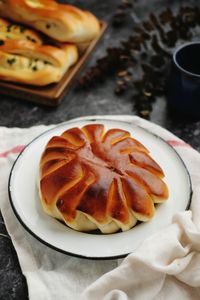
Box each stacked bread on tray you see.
[0,0,100,85]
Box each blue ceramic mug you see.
[167,42,200,118]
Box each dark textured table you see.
[0,0,200,299]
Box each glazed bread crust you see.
[0,18,78,85]
[0,0,100,42]
[39,124,169,234]
[0,18,42,44]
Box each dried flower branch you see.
[77,4,200,118]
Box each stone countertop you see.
[0,0,200,299]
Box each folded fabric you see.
[0,115,200,300]
[82,187,200,300]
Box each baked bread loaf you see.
[0,18,42,44]
[39,124,169,234]
[0,18,78,85]
[0,0,100,43]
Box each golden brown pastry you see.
[0,0,100,43]
[0,18,42,44]
[0,18,78,86]
[39,124,169,234]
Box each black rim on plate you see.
[8,118,193,260]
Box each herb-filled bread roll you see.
[0,18,42,44]
[0,0,100,43]
[0,18,78,85]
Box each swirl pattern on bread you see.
[39,124,169,233]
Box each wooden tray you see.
[0,21,107,106]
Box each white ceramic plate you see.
[8,118,192,259]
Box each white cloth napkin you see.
[0,115,200,300]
